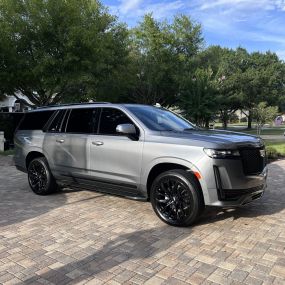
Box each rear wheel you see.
[150,169,204,227]
[28,157,58,195]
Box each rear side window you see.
[99,108,133,135]
[66,108,96,133]
[18,111,54,130]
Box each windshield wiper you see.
[161,129,178,132]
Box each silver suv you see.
[14,103,267,226]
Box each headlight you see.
[204,148,240,158]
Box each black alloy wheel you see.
[150,169,204,227]
[28,157,58,195]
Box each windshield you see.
[126,105,196,131]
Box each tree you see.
[201,47,285,129]
[0,0,128,106]
[195,46,242,128]
[0,92,5,101]
[252,102,278,135]
[128,14,203,105]
[214,48,244,128]
[178,68,217,127]
[234,50,285,128]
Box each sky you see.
[102,0,285,60]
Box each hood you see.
[159,129,263,149]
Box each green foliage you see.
[265,140,285,159]
[128,14,203,105]
[231,50,284,128]
[0,1,284,120]
[252,102,278,135]
[0,149,15,156]
[0,0,129,105]
[266,146,279,159]
[194,46,285,128]
[178,68,217,127]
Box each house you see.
[0,92,33,112]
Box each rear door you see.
[43,109,68,175]
[43,108,98,182]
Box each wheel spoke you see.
[161,182,170,194]
[28,160,48,192]
[154,175,193,223]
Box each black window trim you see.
[15,113,26,132]
[61,109,71,133]
[43,110,60,132]
[45,109,68,133]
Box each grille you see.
[240,147,266,175]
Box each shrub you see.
[266,146,279,159]
[229,113,239,123]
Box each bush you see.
[266,146,279,159]
[0,113,24,147]
[229,113,239,123]
[240,117,247,123]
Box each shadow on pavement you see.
[0,156,105,227]
[21,226,190,284]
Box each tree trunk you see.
[205,119,209,129]
[247,111,252,129]
[220,110,228,129]
[222,118,228,129]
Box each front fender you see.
[141,156,210,203]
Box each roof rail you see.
[36,102,110,109]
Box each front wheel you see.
[150,169,204,227]
[28,157,58,195]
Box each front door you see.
[89,107,144,196]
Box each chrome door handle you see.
[92,141,104,146]
[56,139,65,143]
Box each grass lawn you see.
[236,128,284,136]
[216,126,285,136]
[264,140,285,157]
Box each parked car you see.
[14,103,268,226]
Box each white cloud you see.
[276,50,285,60]
[119,0,143,14]
[110,0,185,20]
[276,0,285,10]
[107,0,285,59]
[138,1,184,19]
[250,33,285,45]
[197,0,284,11]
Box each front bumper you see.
[211,165,267,207]
[197,156,268,207]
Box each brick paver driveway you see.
[0,156,285,285]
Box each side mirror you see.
[116,124,136,135]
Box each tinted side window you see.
[99,108,133,135]
[66,108,96,133]
[18,111,54,130]
[47,110,66,132]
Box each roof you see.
[30,102,155,112]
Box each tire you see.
[27,157,58,195]
[150,169,204,227]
